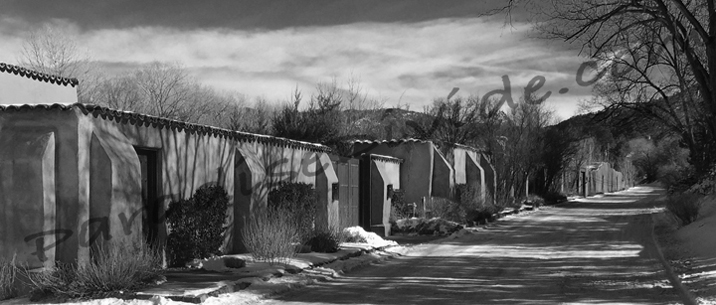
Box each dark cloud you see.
[1,0,526,31]
[397,73,429,89]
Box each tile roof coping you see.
[353,138,432,145]
[452,143,486,153]
[354,138,485,153]
[0,63,79,87]
[367,154,404,164]
[0,103,332,153]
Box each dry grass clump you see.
[0,254,18,300]
[241,206,301,265]
[28,240,163,300]
[428,184,498,225]
[665,193,702,226]
[307,226,344,253]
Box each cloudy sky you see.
[0,0,597,120]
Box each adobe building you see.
[579,162,628,197]
[353,139,454,206]
[0,63,340,268]
[359,154,401,236]
[446,144,497,203]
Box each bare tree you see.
[95,75,145,112]
[272,78,388,154]
[311,78,343,112]
[226,96,276,134]
[132,62,194,120]
[406,93,505,149]
[19,24,88,78]
[494,95,554,201]
[17,24,100,103]
[525,0,715,175]
[92,61,252,129]
[250,97,276,134]
[16,26,258,128]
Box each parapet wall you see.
[0,63,78,105]
[353,140,496,204]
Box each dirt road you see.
[261,186,682,304]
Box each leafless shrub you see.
[0,254,18,300]
[241,206,301,265]
[665,193,702,226]
[27,240,163,300]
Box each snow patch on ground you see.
[342,226,397,248]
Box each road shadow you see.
[267,186,680,304]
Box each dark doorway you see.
[581,172,587,197]
[135,148,160,245]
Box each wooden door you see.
[347,159,360,227]
[332,156,361,228]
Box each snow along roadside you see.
[651,211,699,305]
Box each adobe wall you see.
[0,109,88,267]
[590,163,613,194]
[366,156,400,236]
[451,147,487,202]
[0,128,57,269]
[91,113,237,252]
[91,110,338,254]
[353,141,433,205]
[450,148,467,185]
[478,154,497,201]
[431,147,454,199]
[580,162,629,197]
[0,68,78,105]
[0,105,339,266]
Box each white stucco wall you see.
[0,72,78,105]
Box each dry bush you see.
[166,184,229,267]
[0,254,17,300]
[540,191,567,205]
[665,193,702,226]
[307,226,343,253]
[429,185,498,225]
[428,197,456,220]
[241,206,300,265]
[525,194,546,207]
[267,182,316,245]
[389,189,412,222]
[28,240,163,300]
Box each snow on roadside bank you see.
[655,196,716,304]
